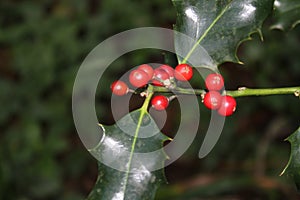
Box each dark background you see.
[0,0,300,199]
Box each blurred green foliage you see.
[0,0,299,199]
[0,1,174,199]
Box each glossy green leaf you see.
[271,0,300,30]
[173,0,274,66]
[86,109,169,200]
[281,126,300,190]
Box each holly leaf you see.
[271,0,300,31]
[173,0,274,66]
[86,109,170,200]
[281,126,300,190]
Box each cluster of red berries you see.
[110,64,236,116]
[111,63,193,110]
[203,73,236,116]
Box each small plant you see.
[85,0,300,199]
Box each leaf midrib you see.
[122,91,154,198]
[181,1,233,64]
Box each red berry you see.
[174,63,193,81]
[129,69,150,88]
[205,73,224,91]
[151,95,169,110]
[138,64,154,80]
[111,80,129,96]
[152,68,170,86]
[203,91,222,110]
[158,64,174,78]
[218,95,237,116]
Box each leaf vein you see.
[182,0,233,64]
[122,91,154,198]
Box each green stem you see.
[141,85,154,111]
[151,85,300,98]
[226,86,300,98]
[153,86,205,95]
